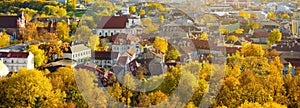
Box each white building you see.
[95,15,141,37]
[0,52,34,72]
[63,44,91,63]
[93,51,120,68]
[0,60,9,77]
[110,33,141,54]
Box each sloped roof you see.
[221,22,240,33]
[191,39,210,50]
[117,56,129,66]
[93,51,119,60]
[0,52,29,58]
[96,16,127,29]
[258,21,280,27]
[253,31,269,38]
[0,16,19,28]
[64,44,90,53]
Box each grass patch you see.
[67,9,86,18]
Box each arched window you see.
[99,32,102,36]
[111,32,114,36]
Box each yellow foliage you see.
[281,13,290,19]
[88,35,100,51]
[129,6,136,13]
[227,35,239,42]
[0,32,10,48]
[153,37,168,53]
[139,9,146,16]
[241,43,265,57]
[200,32,208,40]
[235,28,244,34]
[267,12,277,20]
[219,29,229,35]
[251,13,259,18]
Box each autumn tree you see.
[75,25,93,42]
[239,10,250,18]
[267,12,277,20]
[20,8,37,21]
[88,35,100,51]
[75,68,108,107]
[200,32,208,40]
[99,39,109,51]
[129,6,136,13]
[246,21,261,32]
[251,13,259,19]
[268,29,282,45]
[48,67,89,107]
[219,29,229,35]
[0,30,10,48]
[20,23,38,42]
[29,44,47,67]
[139,9,146,17]
[165,48,180,61]
[57,20,70,41]
[148,90,168,105]
[227,35,239,42]
[235,28,244,34]
[0,69,65,107]
[281,13,290,19]
[241,43,265,57]
[142,18,152,25]
[144,23,159,34]
[153,37,168,53]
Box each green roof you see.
[258,21,279,27]
[221,22,240,33]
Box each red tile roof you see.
[191,39,210,50]
[96,16,127,29]
[253,32,269,38]
[0,52,29,58]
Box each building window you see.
[111,32,113,36]
[99,32,102,36]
